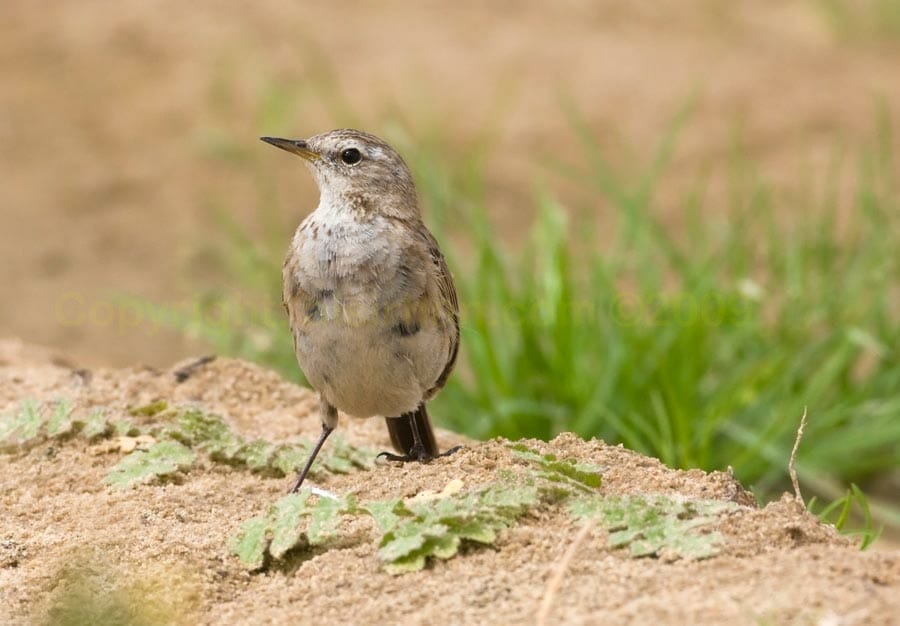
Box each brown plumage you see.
[262,129,460,493]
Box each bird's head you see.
[261,129,419,219]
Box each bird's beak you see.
[260,137,319,161]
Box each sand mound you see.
[1,340,897,625]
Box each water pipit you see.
[262,129,460,493]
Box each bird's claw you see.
[377,444,463,464]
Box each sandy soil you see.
[2,1,900,369]
[1,339,897,625]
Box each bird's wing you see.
[282,255,318,340]
[421,227,459,398]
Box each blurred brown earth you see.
[2,0,899,368]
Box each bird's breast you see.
[288,209,428,320]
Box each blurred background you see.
[2,1,898,536]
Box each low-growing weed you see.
[0,400,375,489]
[569,495,737,559]
[230,443,742,574]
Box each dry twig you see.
[789,406,808,505]
[537,520,594,626]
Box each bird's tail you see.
[385,404,439,456]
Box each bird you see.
[261,129,461,493]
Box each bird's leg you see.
[378,408,462,463]
[289,401,338,493]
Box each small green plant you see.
[569,495,738,559]
[45,400,76,436]
[809,484,884,550]
[81,410,111,439]
[229,490,356,569]
[369,482,541,574]
[509,443,603,493]
[129,400,169,417]
[0,399,375,490]
[105,407,376,489]
[0,400,105,449]
[0,400,54,443]
[105,441,196,488]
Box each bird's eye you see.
[340,148,361,165]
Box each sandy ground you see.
[1,339,898,625]
[2,1,900,369]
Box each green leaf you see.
[229,516,270,570]
[324,436,376,472]
[322,453,354,474]
[476,483,541,511]
[110,419,139,437]
[811,484,884,550]
[383,552,427,575]
[373,481,540,573]
[129,400,169,417]
[105,441,196,488]
[0,402,38,443]
[428,534,461,559]
[452,520,496,544]
[308,494,355,544]
[0,411,17,443]
[80,409,110,439]
[364,499,410,533]
[271,444,312,476]
[269,493,313,559]
[21,402,45,440]
[378,522,448,562]
[167,410,239,454]
[46,400,75,437]
[229,490,355,568]
[236,440,276,471]
[510,444,602,492]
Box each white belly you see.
[295,317,447,418]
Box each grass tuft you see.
[809,484,884,550]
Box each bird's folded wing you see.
[421,228,459,398]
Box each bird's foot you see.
[377,444,463,464]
